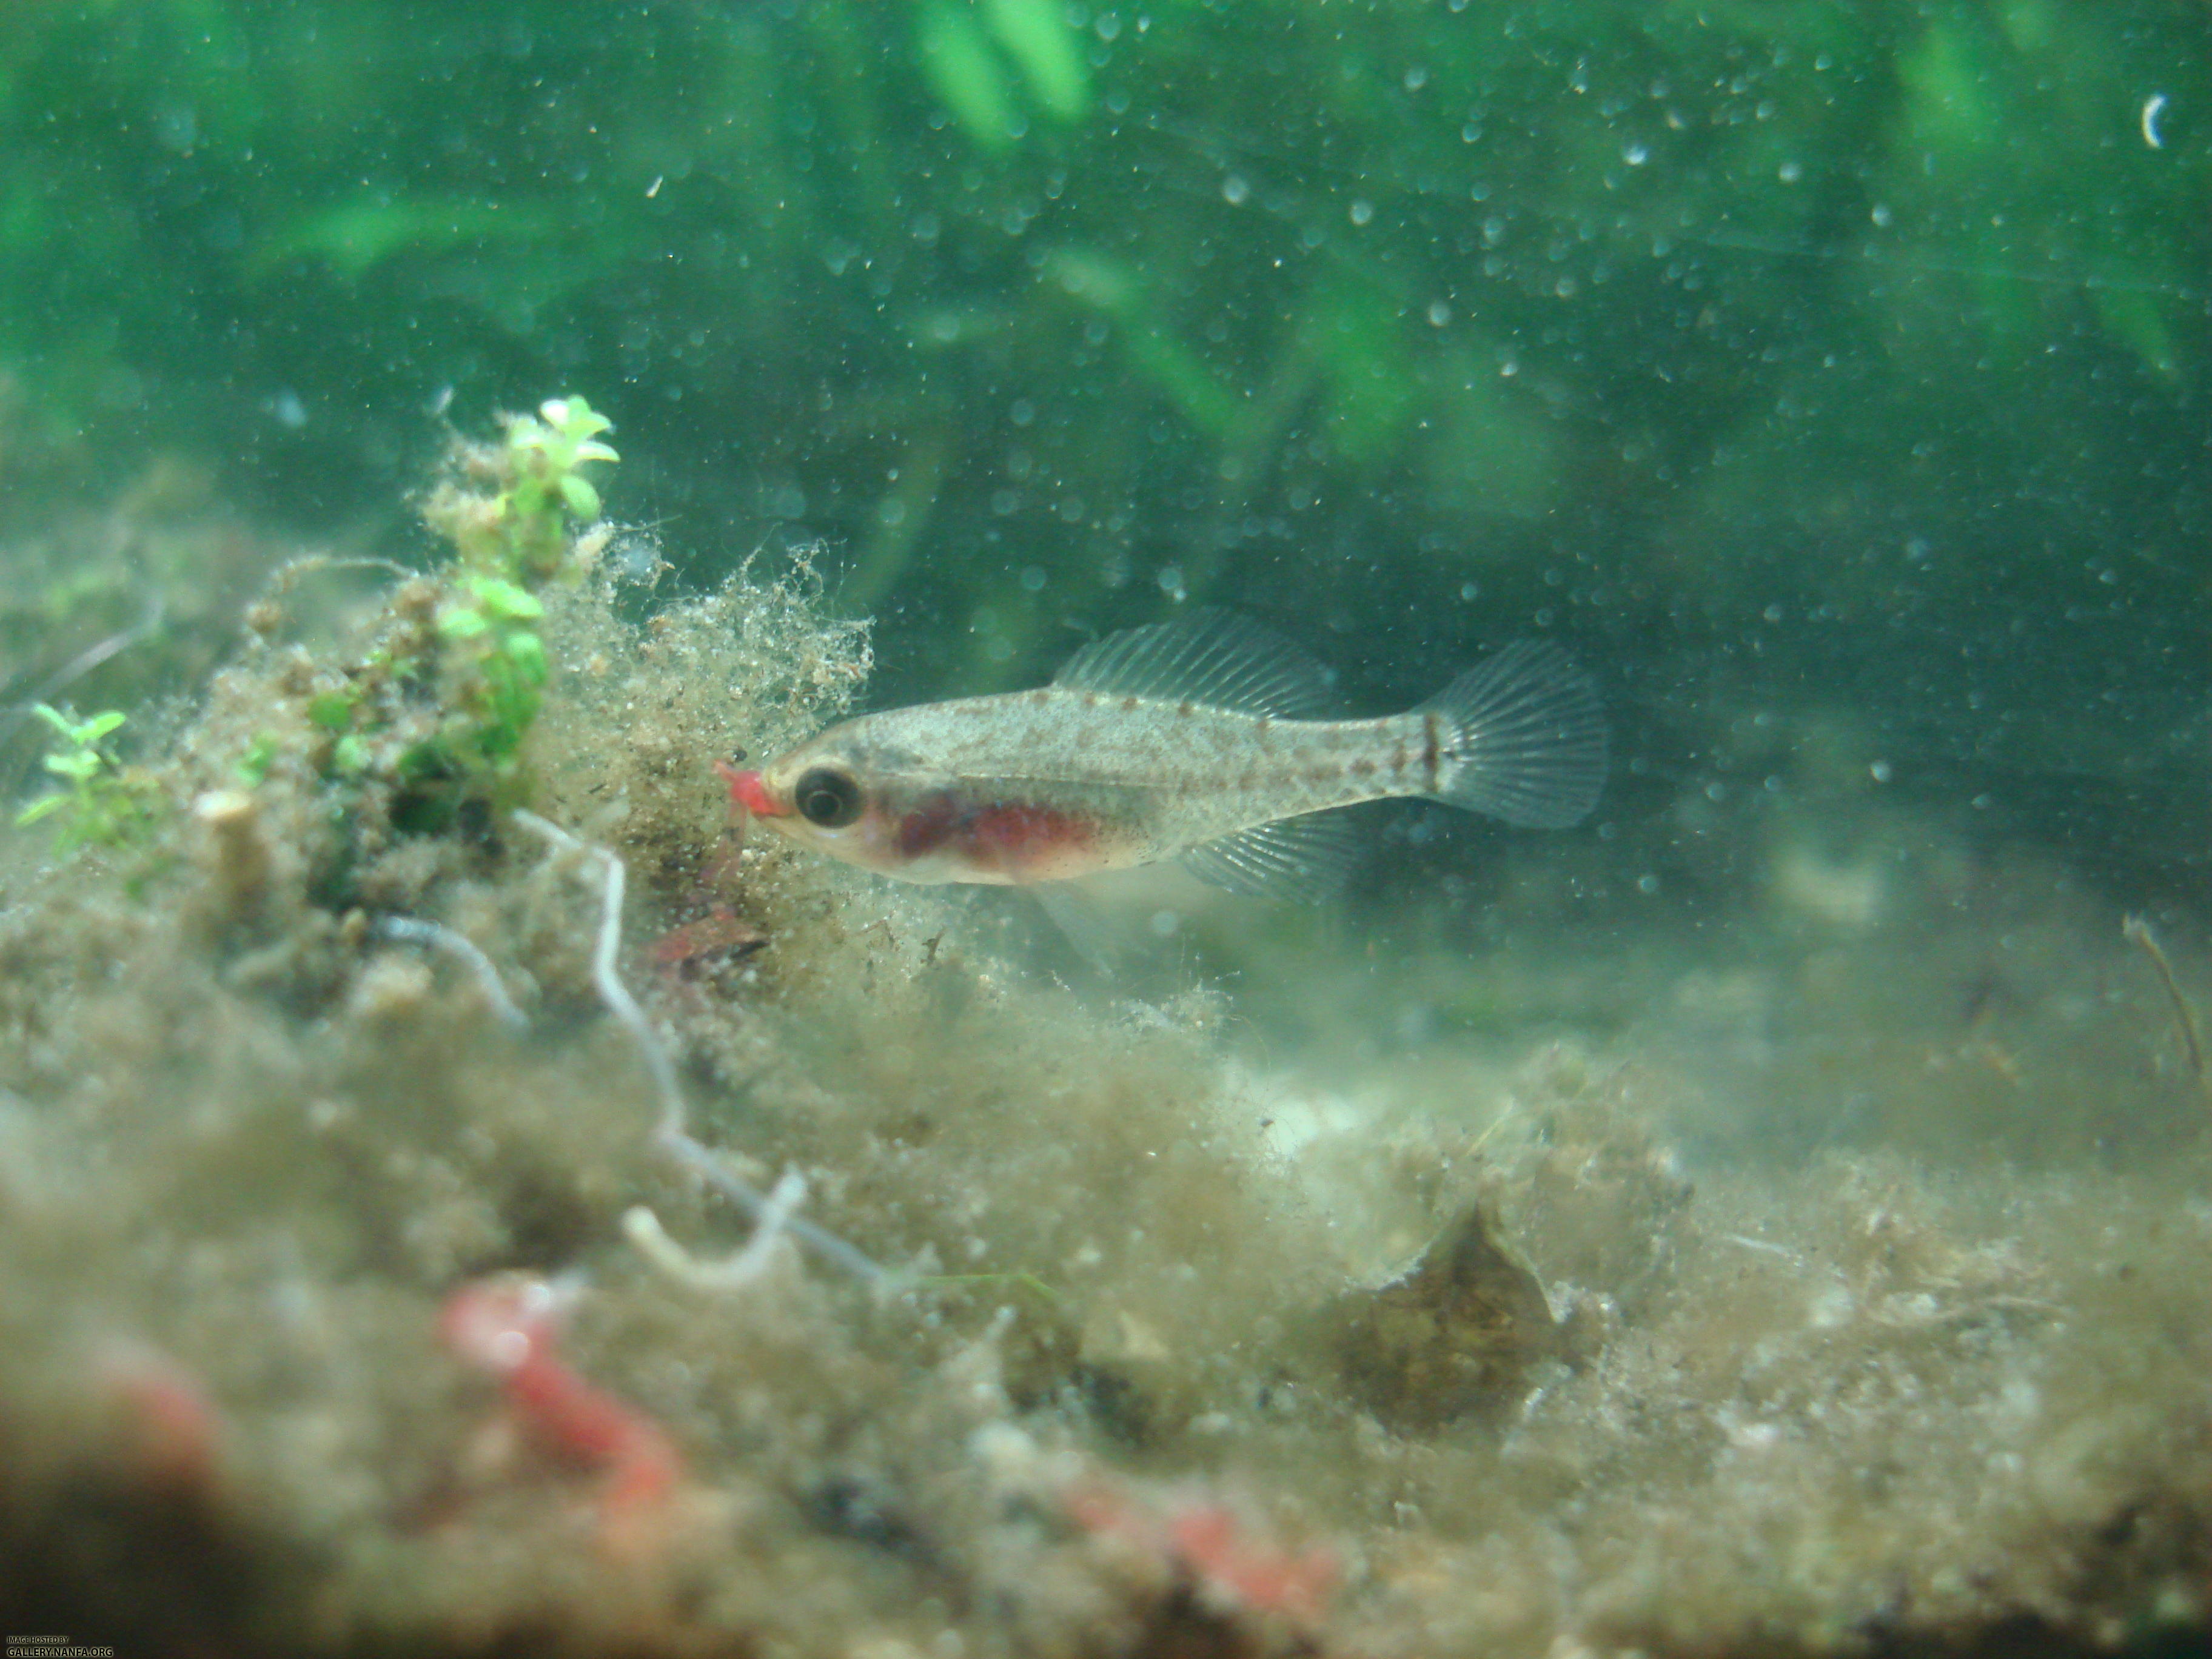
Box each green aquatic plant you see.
[301,395,620,827]
[418,572,551,795]
[13,703,160,852]
[427,395,620,587]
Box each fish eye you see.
[793,765,863,828]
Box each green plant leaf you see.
[558,474,603,520]
[984,0,1090,120]
[438,606,491,640]
[28,704,78,742]
[44,751,101,782]
[236,735,280,786]
[501,632,549,687]
[306,691,357,732]
[253,196,560,282]
[541,396,612,439]
[464,575,543,620]
[915,1,1016,152]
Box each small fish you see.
[722,611,1605,899]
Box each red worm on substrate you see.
[440,1273,682,1553]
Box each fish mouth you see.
[716,761,786,818]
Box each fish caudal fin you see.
[1417,640,1607,828]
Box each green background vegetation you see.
[1,0,2204,886]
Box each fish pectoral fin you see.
[1053,609,1337,718]
[1181,809,1360,903]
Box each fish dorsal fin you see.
[1181,808,1360,903]
[1053,609,1336,719]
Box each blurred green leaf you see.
[253,196,558,281]
[558,474,602,520]
[914,1,1016,151]
[2094,285,2180,382]
[1048,250,1238,435]
[1311,280,1419,466]
[984,0,1089,120]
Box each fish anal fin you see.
[1053,609,1336,719]
[1181,809,1359,903]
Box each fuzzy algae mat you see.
[1,411,2209,1658]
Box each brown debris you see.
[1327,1201,1564,1433]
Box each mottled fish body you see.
[724,611,1606,899]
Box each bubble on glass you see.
[153,102,198,152]
[2142,93,2168,149]
[1157,565,1187,600]
[1222,173,1250,206]
[1349,198,1375,227]
[1019,565,1047,592]
[1427,300,1452,326]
